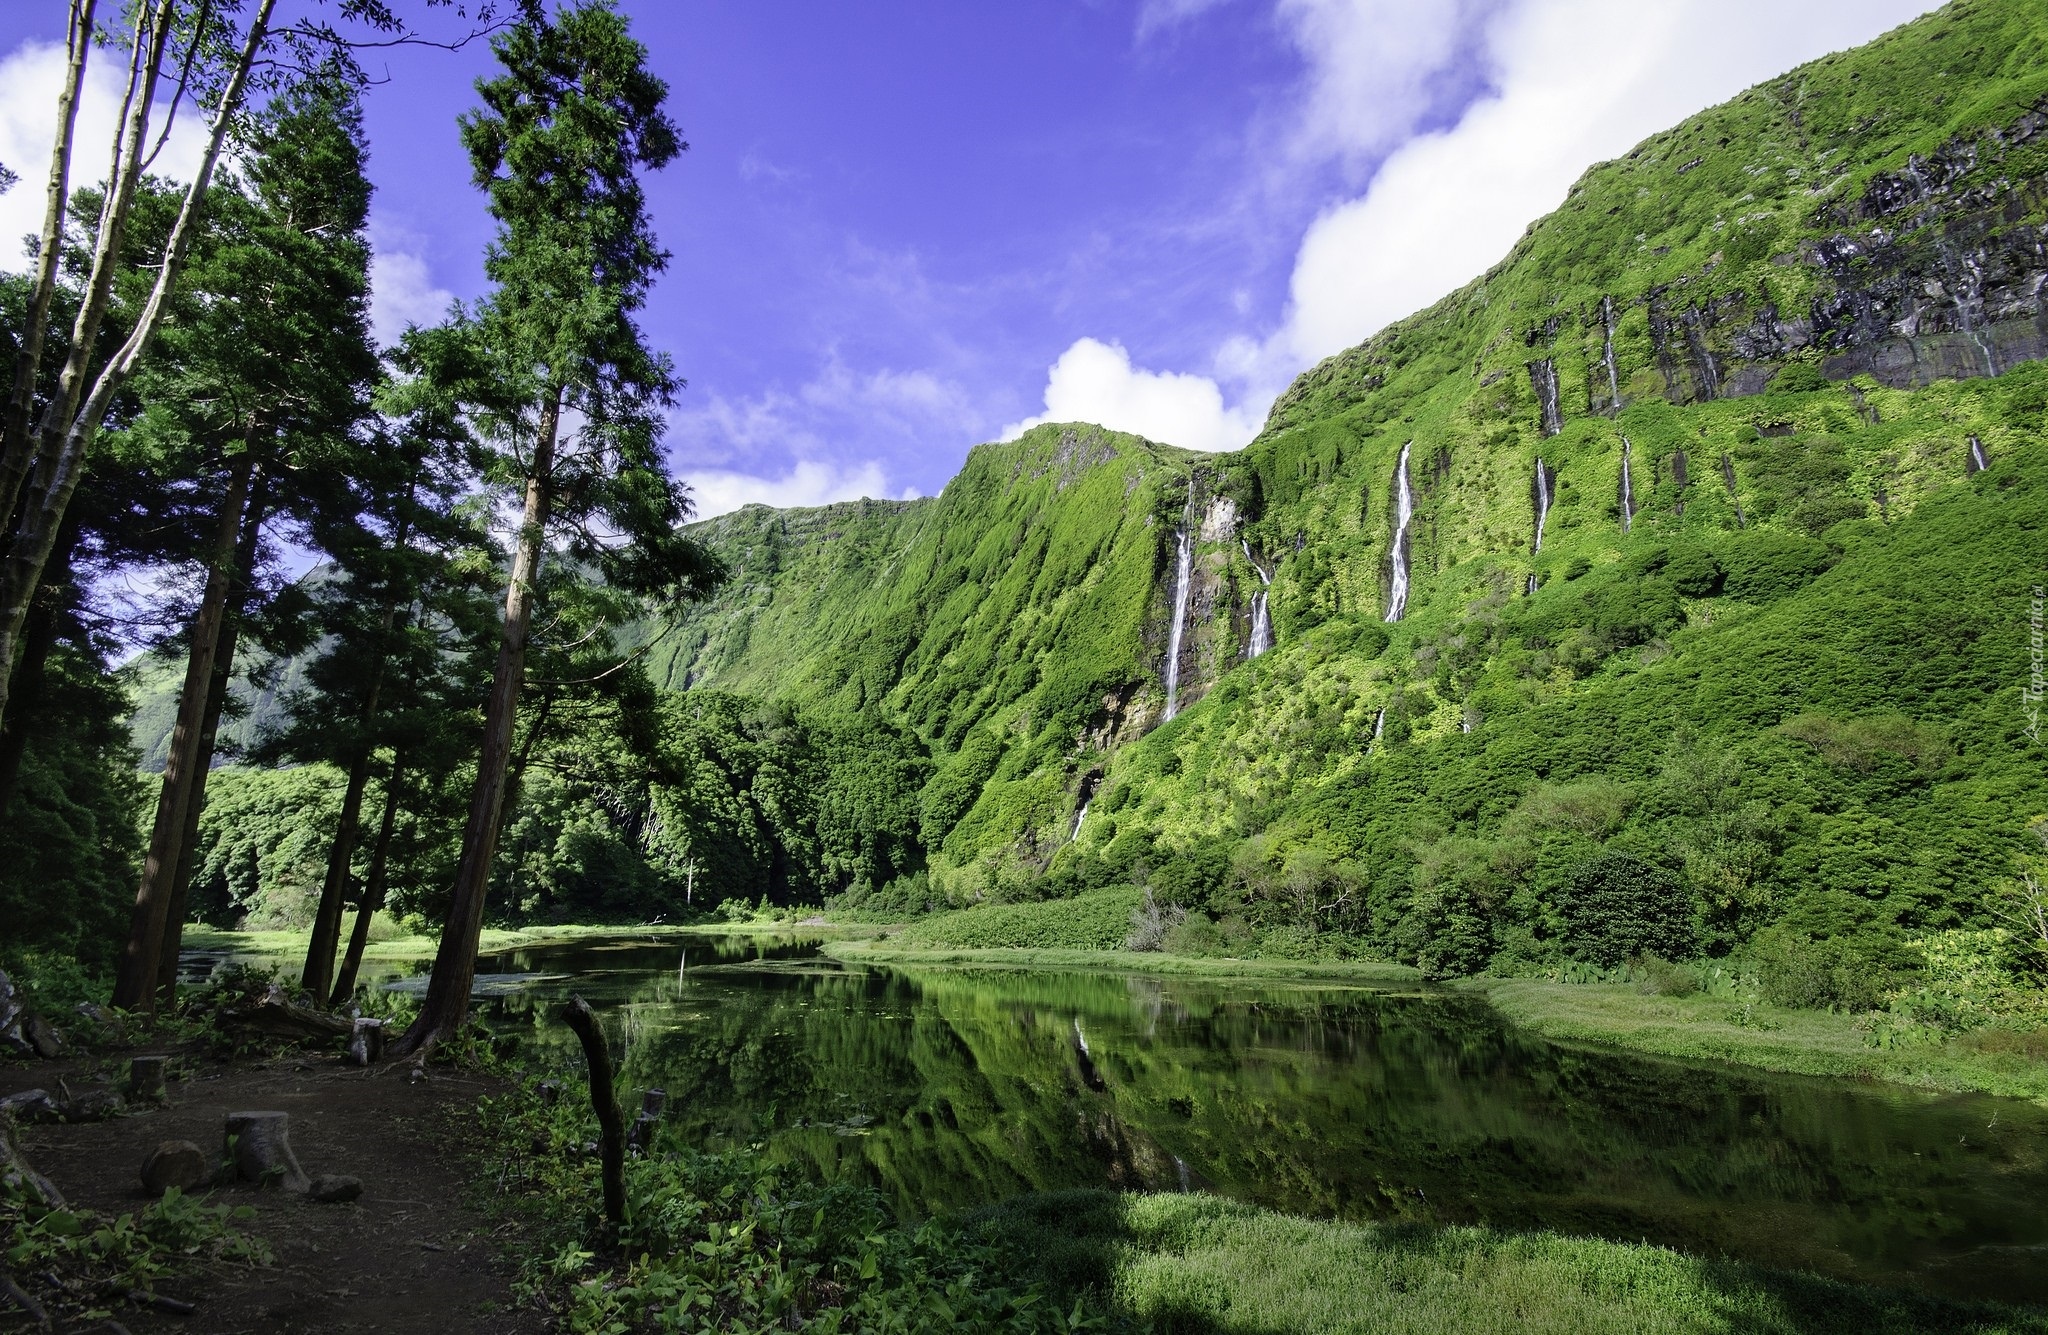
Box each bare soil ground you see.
[2,1048,548,1335]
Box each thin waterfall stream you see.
[1241,539,1273,658]
[1531,459,1554,554]
[1384,443,1414,623]
[1619,437,1636,533]
[1162,498,1195,721]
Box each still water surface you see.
[232,932,2048,1302]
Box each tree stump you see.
[127,1056,170,1104]
[346,1018,384,1067]
[627,1088,667,1155]
[140,1140,209,1196]
[223,1111,310,1192]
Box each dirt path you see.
[3,1051,547,1335]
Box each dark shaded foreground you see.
[2,1054,545,1335]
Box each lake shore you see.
[177,918,2048,1102]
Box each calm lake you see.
[215,931,2048,1303]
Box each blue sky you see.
[1,0,1939,519]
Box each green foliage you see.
[3,1184,268,1326]
[1555,852,1696,968]
[478,1079,1093,1335]
[897,888,1144,951]
[0,649,144,966]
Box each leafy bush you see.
[1632,954,1701,997]
[1553,852,1696,968]
[1719,533,1833,602]
[897,888,1143,951]
[1746,933,1892,1012]
[1772,363,1828,393]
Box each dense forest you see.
[4,0,2048,1040]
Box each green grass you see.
[176,918,883,968]
[976,1190,2048,1335]
[892,886,1147,950]
[1471,977,2048,1102]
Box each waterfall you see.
[1242,539,1273,658]
[1162,501,1195,721]
[1069,799,1089,843]
[1618,437,1636,533]
[1373,708,1386,742]
[1531,458,1554,554]
[1383,442,1414,623]
[1528,359,1562,437]
[1526,573,1538,596]
[1601,295,1623,412]
[1968,436,1990,474]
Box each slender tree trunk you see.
[301,558,406,997]
[394,390,560,1054]
[151,482,264,1009]
[112,451,257,1011]
[331,759,404,1007]
[0,0,274,738]
[301,750,374,998]
[0,527,77,820]
[0,0,95,518]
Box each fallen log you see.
[217,985,353,1043]
[0,1115,65,1209]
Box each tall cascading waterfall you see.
[1601,295,1623,412]
[1069,799,1089,842]
[1161,500,1196,721]
[1383,442,1415,623]
[1968,435,1991,473]
[1531,458,1555,554]
[1618,436,1637,532]
[1241,539,1273,658]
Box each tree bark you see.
[394,389,560,1055]
[0,0,95,522]
[152,473,267,1008]
[0,525,77,821]
[331,758,404,1006]
[0,0,274,738]
[113,451,256,1012]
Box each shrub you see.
[1746,933,1892,1011]
[1632,954,1701,997]
[1125,890,1187,952]
[897,887,1142,950]
[1772,363,1827,393]
[1719,533,1833,602]
[1553,851,1695,967]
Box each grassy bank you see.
[982,1189,2048,1335]
[1472,978,2048,1102]
[825,938,1421,986]
[824,893,2048,1101]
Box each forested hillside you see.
[618,0,2048,980]
[115,0,2048,988]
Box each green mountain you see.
[133,0,2048,976]
[630,0,2048,969]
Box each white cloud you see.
[1228,0,1943,383]
[0,38,209,274]
[1001,337,1264,452]
[1046,0,1942,451]
[680,459,895,521]
[367,220,455,346]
